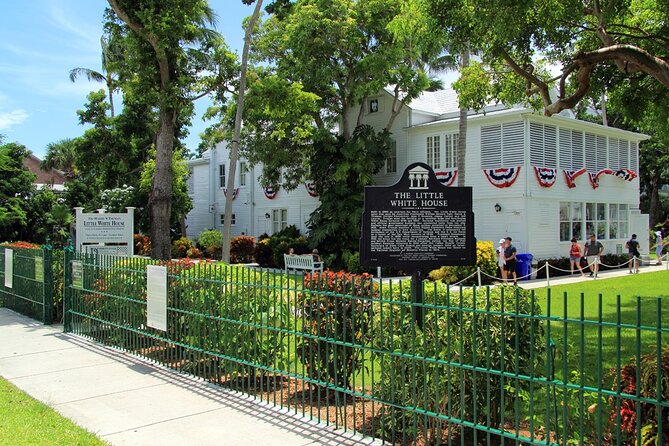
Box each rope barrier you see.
[450,269,480,286]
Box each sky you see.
[0,0,252,159]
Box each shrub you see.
[134,234,151,256]
[428,240,498,285]
[171,237,194,258]
[373,284,546,443]
[297,271,378,391]
[253,238,273,267]
[230,235,255,263]
[536,253,629,279]
[197,229,223,259]
[605,347,669,445]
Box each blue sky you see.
[0,0,251,158]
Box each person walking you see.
[655,230,663,265]
[569,238,585,276]
[496,238,507,282]
[626,234,641,273]
[583,234,604,277]
[503,237,518,285]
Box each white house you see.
[186,87,650,260]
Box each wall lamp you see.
[494,203,502,213]
[265,212,271,219]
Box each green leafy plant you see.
[428,240,498,285]
[373,285,546,443]
[197,229,223,259]
[297,271,378,392]
[171,236,194,258]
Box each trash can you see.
[516,253,533,281]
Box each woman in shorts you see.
[569,238,585,276]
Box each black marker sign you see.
[360,162,476,271]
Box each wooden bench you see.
[284,254,323,274]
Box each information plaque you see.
[360,162,476,271]
[147,265,167,331]
[4,249,13,289]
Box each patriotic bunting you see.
[304,182,318,197]
[263,185,278,199]
[615,169,637,181]
[223,188,239,200]
[563,168,587,188]
[483,167,521,188]
[588,169,614,189]
[435,169,458,187]
[533,167,557,188]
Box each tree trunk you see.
[150,107,175,259]
[456,45,470,187]
[649,178,661,229]
[222,0,263,263]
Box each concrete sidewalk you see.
[0,309,379,446]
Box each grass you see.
[530,270,669,384]
[0,376,107,446]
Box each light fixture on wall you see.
[265,212,271,219]
[494,203,502,213]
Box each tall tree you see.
[230,0,430,264]
[0,141,36,241]
[69,36,123,117]
[105,0,236,259]
[222,0,264,264]
[426,0,669,116]
[41,138,78,179]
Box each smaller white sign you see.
[4,249,13,289]
[147,265,167,331]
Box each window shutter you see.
[585,133,597,171]
[630,142,639,172]
[609,138,620,170]
[571,130,584,169]
[596,135,607,171]
[559,128,572,169]
[481,124,502,169]
[502,121,524,166]
[530,122,544,166]
[544,125,557,168]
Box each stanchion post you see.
[477,266,482,287]
[594,256,599,279]
[546,263,550,287]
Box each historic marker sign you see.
[360,162,476,271]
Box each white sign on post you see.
[146,265,167,331]
[74,207,135,256]
[4,249,13,288]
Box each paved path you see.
[0,309,379,446]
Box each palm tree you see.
[69,36,122,117]
[41,138,78,179]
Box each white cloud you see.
[0,109,29,130]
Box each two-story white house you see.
[186,87,650,259]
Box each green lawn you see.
[0,377,107,446]
[530,270,669,384]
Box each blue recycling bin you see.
[516,253,533,281]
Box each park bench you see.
[284,254,323,274]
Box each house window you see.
[220,213,236,226]
[444,133,458,169]
[239,162,248,187]
[427,135,441,169]
[608,204,628,239]
[369,98,379,113]
[386,140,397,173]
[219,164,226,188]
[272,209,288,234]
[187,168,194,194]
[559,202,583,242]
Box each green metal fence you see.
[63,252,669,445]
[0,244,54,324]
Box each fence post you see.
[63,239,74,332]
[42,241,54,325]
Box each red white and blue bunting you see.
[304,182,318,197]
[588,169,613,189]
[263,185,278,199]
[223,188,239,200]
[533,167,557,188]
[435,169,458,187]
[483,167,521,188]
[615,169,638,182]
[563,168,587,188]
